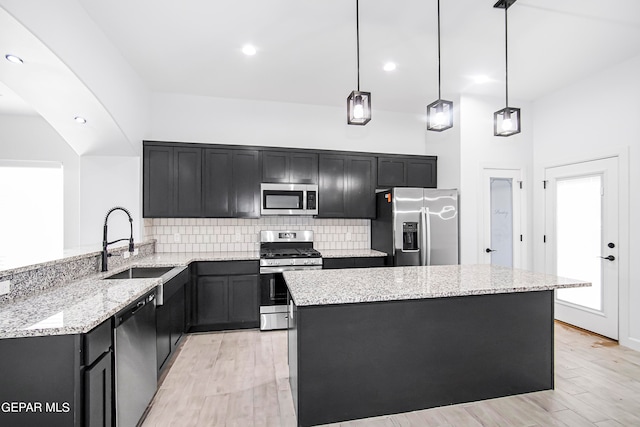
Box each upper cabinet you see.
[318,154,377,219]
[377,156,437,188]
[144,144,202,218]
[203,148,260,218]
[144,142,260,218]
[143,141,436,219]
[262,150,318,184]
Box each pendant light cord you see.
[437,0,442,100]
[356,0,361,91]
[504,4,509,107]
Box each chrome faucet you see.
[102,206,134,272]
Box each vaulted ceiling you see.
[2,0,640,129]
[78,0,640,113]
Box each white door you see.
[482,168,523,268]
[545,157,619,340]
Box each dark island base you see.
[288,290,554,427]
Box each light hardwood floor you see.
[142,322,640,427]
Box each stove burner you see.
[260,248,321,259]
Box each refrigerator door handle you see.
[424,207,431,265]
[420,208,431,266]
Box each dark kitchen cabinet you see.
[191,261,260,331]
[233,150,261,217]
[323,257,386,269]
[156,269,188,374]
[195,276,228,325]
[0,320,113,427]
[318,154,377,218]
[262,150,318,184]
[144,144,202,217]
[203,148,260,218]
[84,351,113,427]
[377,156,437,188]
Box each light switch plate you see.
[0,280,10,296]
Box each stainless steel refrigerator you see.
[372,188,459,266]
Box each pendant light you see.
[493,0,520,136]
[347,0,371,125]
[426,0,453,132]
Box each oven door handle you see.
[269,278,275,299]
[260,265,323,274]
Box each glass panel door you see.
[555,175,602,310]
[545,157,618,340]
[490,177,514,268]
[482,168,523,268]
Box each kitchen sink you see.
[104,266,188,306]
[104,267,175,280]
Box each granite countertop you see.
[284,264,590,307]
[0,251,260,340]
[319,249,386,258]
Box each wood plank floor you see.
[141,322,640,427]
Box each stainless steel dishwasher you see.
[114,291,158,427]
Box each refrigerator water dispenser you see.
[402,222,419,251]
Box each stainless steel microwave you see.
[260,183,318,216]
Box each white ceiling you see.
[3,0,640,117]
[77,0,640,114]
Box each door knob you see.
[485,248,496,253]
[600,255,615,261]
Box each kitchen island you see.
[284,264,589,427]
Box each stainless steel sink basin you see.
[104,266,188,306]
[104,267,175,280]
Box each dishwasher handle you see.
[114,291,155,327]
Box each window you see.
[0,161,63,267]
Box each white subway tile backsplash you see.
[146,217,371,253]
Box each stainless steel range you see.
[259,230,322,330]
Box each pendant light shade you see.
[493,0,521,137]
[347,0,371,125]
[427,99,453,131]
[427,0,453,132]
[347,90,371,125]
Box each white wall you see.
[0,0,150,154]
[0,114,80,248]
[458,94,534,266]
[79,156,141,248]
[532,54,640,351]
[149,93,433,155]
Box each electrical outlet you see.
[0,280,10,296]
[133,248,139,256]
[123,251,130,259]
[174,233,181,243]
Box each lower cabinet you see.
[190,261,260,332]
[0,320,113,427]
[157,269,188,374]
[323,256,386,269]
[84,351,113,427]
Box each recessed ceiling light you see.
[383,62,397,72]
[5,54,24,64]
[242,44,257,56]
[74,116,87,124]
[471,75,491,84]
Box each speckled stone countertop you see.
[284,264,590,307]
[0,251,259,339]
[319,249,386,258]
